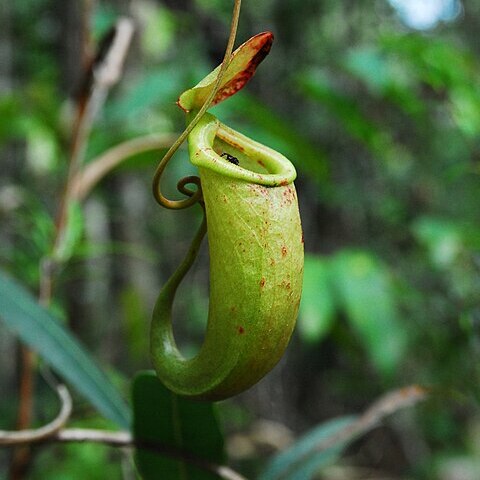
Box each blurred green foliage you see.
[31,417,124,480]
[299,250,408,378]
[1,0,480,478]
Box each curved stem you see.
[152,0,242,210]
[160,213,207,298]
[276,386,428,480]
[71,133,178,201]
[0,385,428,480]
[0,428,248,480]
[0,385,72,446]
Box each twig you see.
[277,385,428,480]
[13,349,35,441]
[316,385,428,453]
[10,347,36,479]
[0,386,426,480]
[58,430,248,480]
[0,386,72,446]
[56,16,135,241]
[11,261,56,479]
[71,133,178,200]
[10,17,135,480]
[151,0,242,210]
[8,4,244,479]
[0,427,248,480]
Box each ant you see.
[221,152,239,165]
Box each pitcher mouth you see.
[188,113,297,187]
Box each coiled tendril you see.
[151,0,241,211]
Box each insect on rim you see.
[189,113,297,187]
[220,152,240,165]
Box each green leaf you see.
[412,216,464,268]
[450,86,480,137]
[343,47,391,93]
[133,372,225,480]
[298,255,336,342]
[0,95,30,142]
[296,70,384,151]
[259,416,357,480]
[0,269,130,428]
[330,251,407,377]
[53,200,85,263]
[177,32,273,111]
[140,3,177,59]
[106,67,184,121]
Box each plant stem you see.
[9,17,134,480]
[1,385,428,480]
[277,385,428,480]
[1,386,72,446]
[152,0,242,210]
[71,133,178,201]
[3,428,248,480]
[54,17,135,248]
[9,348,35,480]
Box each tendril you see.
[177,176,203,202]
[152,0,241,210]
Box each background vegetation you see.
[1,0,480,478]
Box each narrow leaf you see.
[330,250,407,377]
[259,416,357,480]
[298,255,336,342]
[133,372,225,480]
[177,32,273,112]
[260,385,427,480]
[0,269,130,428]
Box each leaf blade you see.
[0,269,131,428]
[177,32,273,111]
[133,372,225,480]
[298,255,336,342]
[331,250,408,377]
[259,416,357,480]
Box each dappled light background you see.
[1,0,480,478]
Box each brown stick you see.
[2,427,248,480]
[9,17,135,480]
[71,133,178,200]
[277,385,429,480]
[9,348,36,479]
[1,385,428,480]
[55,17,135,242]
[9,259,57,479]
[1,386,72,446]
